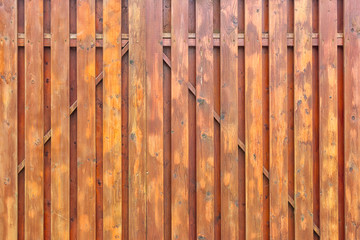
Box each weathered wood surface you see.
[196,0,215,239]
[294,0,314,239]
[344,0,360,239]
[51,0,70,239]
[25,0,44,239]
[103,0,122,239]
[0,0,356,239]
[77,0,96,239]
[171,0,190,239]
[319,0,339,238]
[0,1,17,239]
[128,0,146,238]
[220,0,238,239]
[269,0,288,239]
[145,0,164,239]
[245,0,263,239]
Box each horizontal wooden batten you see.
[17,32,345,47]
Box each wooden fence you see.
[0,0,359,239]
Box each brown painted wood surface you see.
[319,0,339,238]
[344,0,360,239]
[51,0,70,239]
[294,0,314,239]
[77,0,96,239]
[269,0,288,239]
[245,0,263,239]
[0,0,355,239]
[196,0,215,239]
[103,0,122,239]
[25,0,44,239]
[0,1,17,239]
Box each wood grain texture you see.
[103,0,122,239]
[220,0,238,239]
[319,0,339,238]
[51,0,70,239]
[25,0,44,238]
[269,0,288,239]
[146,0,164,239]
[344,0,360,239]
[0,0,17,239]
[171,0,190,239]
[294,0,313,239]
[77,0,96,239]
[245,0,263,239]
[196,0,214,239]
[128,0,146,238]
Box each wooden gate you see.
[0,0,359,239]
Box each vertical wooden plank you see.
[146,0,164,239]
[196,0,214,239]
[344,0,360,239]
[171,0,189,238]
[0,0,17,238]
[245,0,263,239]
[294,0,313,239]
[269,0,288,239]
[95,48,103,240]
[128,0,146,238]
[51,0,70,239]
[77,0,96,239]
[44,47,51,240]
[25,0,44,238]
[103,0,122,239]
[220,0,238,239]
[319,0,339,238]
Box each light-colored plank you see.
[146,0,164,239]
[294,0,313,239]
[0,1,17,238]
[103,0,122,239]
[128,0,146,238]
[319,0,339,238]
[25,0,44,238]
[196,0,215,239]
[344,0,360,239]
[220,0,238,239]
[245,0,263,239]
[269,0,288,239]
[77,0,96,239]
[51,0,70,239]
[171,0,189,238]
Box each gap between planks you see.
[16,44,321,237]
[17,33,344,47]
